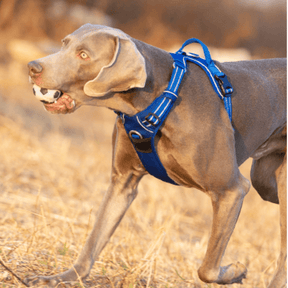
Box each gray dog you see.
[26,24,286,287]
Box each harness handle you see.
[177,38,213,66]
[177,38,223,76]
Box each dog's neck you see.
[89,41,174,116]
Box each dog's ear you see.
[84,35,147,97]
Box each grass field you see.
[0,56,281,288]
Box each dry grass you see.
[0,71,281,287]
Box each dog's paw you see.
[198,261,247,285]
[24,275,61,287]
[24,270,81,288]
[216,262,247,285]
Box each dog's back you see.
[215,58,287,164]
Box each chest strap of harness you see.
[117,38,233,185]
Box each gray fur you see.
[26,24,286,287]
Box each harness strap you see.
[117,39,234,185]
[117,57,186,185]
[176,38,233,121]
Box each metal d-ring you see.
[129,130,143,140]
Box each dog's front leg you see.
[73,171,142,277]
[198,173,250,285]
[25,119,144,287]
[25,172,141,287]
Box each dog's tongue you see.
[43,94,75,114]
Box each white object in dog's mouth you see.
[32,84,62,103]
[32,84,76,114]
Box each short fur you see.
[26,24,286,287]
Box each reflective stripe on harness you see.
[117,38,233,185]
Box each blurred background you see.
[0,0,286,57]
[0,0,286,90]
[0,1,286,287]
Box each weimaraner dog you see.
[27,24,286,287]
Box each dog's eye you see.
[79,52,89,60]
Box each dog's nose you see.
[28,61,43,76]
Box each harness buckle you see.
[145,113,161,127]
[214,74,233,97]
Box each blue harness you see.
[117,38,233,185]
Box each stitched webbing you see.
[143,64,184,127]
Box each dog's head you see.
[28,24,147,114]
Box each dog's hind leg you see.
[250,153,282,204]
[250,125,286,204]
[267,153,287,288]
[197,172,251,285]
[250,126,287,287]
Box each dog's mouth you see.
[32,83,76,114]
